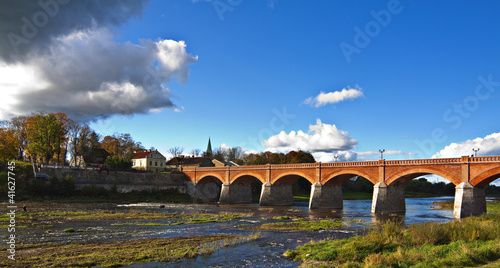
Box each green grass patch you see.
[286,213,500,267]
[110,212,251,227]
[258,219,344,231]
[342,191,372,200]
[293,194,310,202]
[1,235,258,267]
[272,216,291,220]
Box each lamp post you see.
[473,148,480,157]
[379,149,385,160]
[334,155,339,162]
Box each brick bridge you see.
[181,156,500,218]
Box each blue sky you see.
[1,0,500,164]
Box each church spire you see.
[206,137,212,157]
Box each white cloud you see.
[261,119,357,155]
[304,86,364,107]
[312,151,358,163]
[0,28,197,121]
[432,132,500,158]
[0,1,197,121]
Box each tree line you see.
[0,112,145,167]
[210,146,316,166]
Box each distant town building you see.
[70,148,110,167]
[212,159,240,167]
[206,137,213,157]
[166,156,215,168]
[132,150,166,172]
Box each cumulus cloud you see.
[304,86,364,107]
[0,0,149,62]
[262,119,358,153]
[261,119,359,162]
[0,1,197,121]
[311,151,358,163]
[432,132,500,158]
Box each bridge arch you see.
[271,171,315,185]
[385,167,459,186]
[197,174,224,184]
[470,166,500,187]
[322,169,377,186]
[230,173,265,185]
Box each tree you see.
[168,146,184,157]
[53,113,71,164]
[26,113,66,164]
[226,146,243,162]
[101,133,143,158]
[190,149,201,157]
[105,155,132,170]
[0,127,18,160]
[8,115,29,161]
[68,123,96,167]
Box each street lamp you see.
[334,155,339,162]
[473,148,480,157]
[379,149,385,160]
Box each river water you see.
[6,197,468,267]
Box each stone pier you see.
[219,183,252,204]
[186,181,221,202]
[309,182,343,209]
[453,182,486,218]
[259,182,293,206]
[371,182,405,214]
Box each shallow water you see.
[5,197,463,267]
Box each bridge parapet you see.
[470,156,500,162]
[385,158,461,165]
[322,161,379,167]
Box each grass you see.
[0,235,259,267]
[0,210,251,224]
[285,213,500,267]
[257,219,346,231]
[111,212,252,227]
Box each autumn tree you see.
[101,133,143,158]
[0,127,18,160]
[8,115,29,161]
[26,113,67,164]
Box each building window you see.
[149,161,152,166]
[155,161,158,166]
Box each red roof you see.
[132,150,161,159]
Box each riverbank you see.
[286,200,500,267]
[13,235,259,267]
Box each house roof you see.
[166,156,212,166]
[132,150,164,159]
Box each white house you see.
[131,150,166,172]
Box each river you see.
[7,196,467,267]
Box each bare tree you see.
[168,146,184,157]
[226,146,243,162]
[190,148,201,157]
